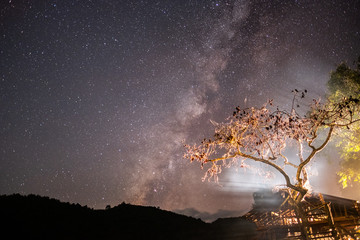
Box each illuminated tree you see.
[184,89,360,236]
[327,59,360,188]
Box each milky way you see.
[1,0,360,221]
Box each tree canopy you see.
[327,58,360,188]
[185,84,360,206]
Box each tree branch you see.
[296,126,334,185]
[280,153,297,168]
[207,151,305,194]
[237,152,306,194]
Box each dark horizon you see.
[0,193,257,239]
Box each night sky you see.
[1,0,360,221]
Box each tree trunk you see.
[289,189,310,240]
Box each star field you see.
[1,0,360,221]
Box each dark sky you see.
[1,0,360,221]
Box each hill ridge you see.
[0,194,257,240]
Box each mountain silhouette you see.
[0,194,257,240]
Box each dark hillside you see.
[0,194,256,240]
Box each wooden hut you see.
[245,190,360,239]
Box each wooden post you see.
[326,202,340,240]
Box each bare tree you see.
[184,90,360,237]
